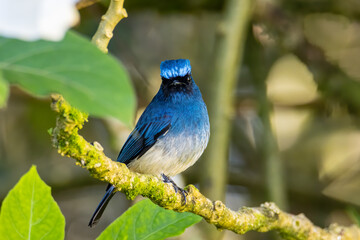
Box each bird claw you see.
[161,174,188,204]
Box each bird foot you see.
[161,174,188,204]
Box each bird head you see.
[160,59,194,93]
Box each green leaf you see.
[0,166,65,240]
[97,199,202,240]
[0,71,9,108]
[0,31,135,125]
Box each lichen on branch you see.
[50,95,360,240]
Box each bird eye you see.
[187,75,191,82]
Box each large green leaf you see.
[0,166,65,240]
[0,71,9,108]
[0,31,135,125]
[97,199,202,240]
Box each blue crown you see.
[160,59,191,79]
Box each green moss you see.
[123,178,141,200]
[54,96,88,134]
[86,149,101,163]
[125,191,138,200]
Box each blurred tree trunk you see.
[247,35,289,211]
[260,95,288,210]
[199,0,254,239]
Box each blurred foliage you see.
[0,72,8,108]
[347,207,360,227]
[304,14,360,82]
[266,54,318,106]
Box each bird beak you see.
[170,80,185,86]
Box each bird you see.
[88,59,210,227]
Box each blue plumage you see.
[89,59,210,227]
[160,59,191,79]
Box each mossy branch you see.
[91,0,127,53]
[50,94,360,240]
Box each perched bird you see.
[88,59,210,227]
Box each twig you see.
[76,0,100,10]
[50,95,360,240]
[91,0,127,53]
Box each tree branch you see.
[50,94,360,240]
[91,0,127,53]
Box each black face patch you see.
[161,73,192,86]
[161,73,193,94]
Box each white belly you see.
[127,132,208,176]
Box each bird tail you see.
[88,185,116,227]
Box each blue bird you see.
[88,59,210,227]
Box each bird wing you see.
[117,113,172,165]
